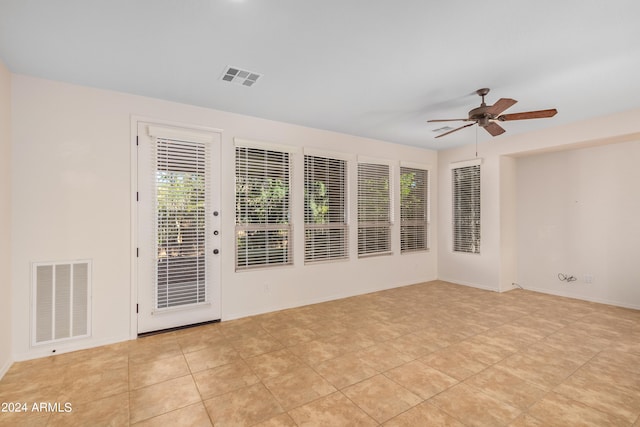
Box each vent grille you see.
[433,126,453,132]
[32,260,91,346]
[220,66,262,87]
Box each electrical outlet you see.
[584,274,593,284]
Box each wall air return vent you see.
[31,260,92,346]
[220,66,262,87]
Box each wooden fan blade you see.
[486,98,517,116]
[498,109,558,121]
[435,122,476,138]
[483,122,506,137]
[427,118,471,123]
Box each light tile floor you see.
[1,280,640,426]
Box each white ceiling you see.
[1,0,639,150]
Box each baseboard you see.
[0,356,12,380]
[519,285,640,311]
[13,334,131,362]
[436,277,500,293]
[223,277,435,322]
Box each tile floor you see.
[1,280,640,426]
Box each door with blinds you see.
[137,123,221,334]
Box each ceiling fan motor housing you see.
[469,106,491,127]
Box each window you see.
[400,167,429,252]
[452,164,481,253]
[235,146,291,269]
[358,162,391,256]
[155,138,208,306]
[304,155,348,262]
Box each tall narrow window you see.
[235,146,292,270]
[452,164,481,253]
[400,167,429,252]
[304,155,348,262]
[358,163,391,256]
[155,138,209,308]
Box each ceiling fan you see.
[428,88,557,138]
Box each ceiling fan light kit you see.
[428,88,557,139]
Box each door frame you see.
[129,116,224,338]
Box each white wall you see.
[0,60,12,377]
[499,155,517,292]
[516,140,640,309]
[438,108,640,300]
[11,75,438,360]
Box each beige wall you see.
[516,139,640,308]
[499,155,517,292]
[11,74,438,360]
[0,60,12,377]
[8,69,640,363]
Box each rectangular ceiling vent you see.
[220,66,262,87]
[433,126,453,132]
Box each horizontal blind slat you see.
[452,164,480,253]
[358,163,391,256]
[400,167,429,252]
[304,155,348,262]
[235,146,292,270]
[154,137,209,310]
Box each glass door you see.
[137,122,221,333]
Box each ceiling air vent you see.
[220,66,262,87]
[432,126,453,132]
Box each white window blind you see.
[358,163,391,256]
[235,146,292,270]
[154,138,209,309]
[304,155,348,262]
[452,164,481,254]
[400,167,429,252]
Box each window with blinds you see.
[155,138,209,309]
[452,164,481,254]
[400,167,429,252]
[358,162,391,256]
[304,155,348,262]
[235,146,292,270]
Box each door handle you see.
[213,249,219,255]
